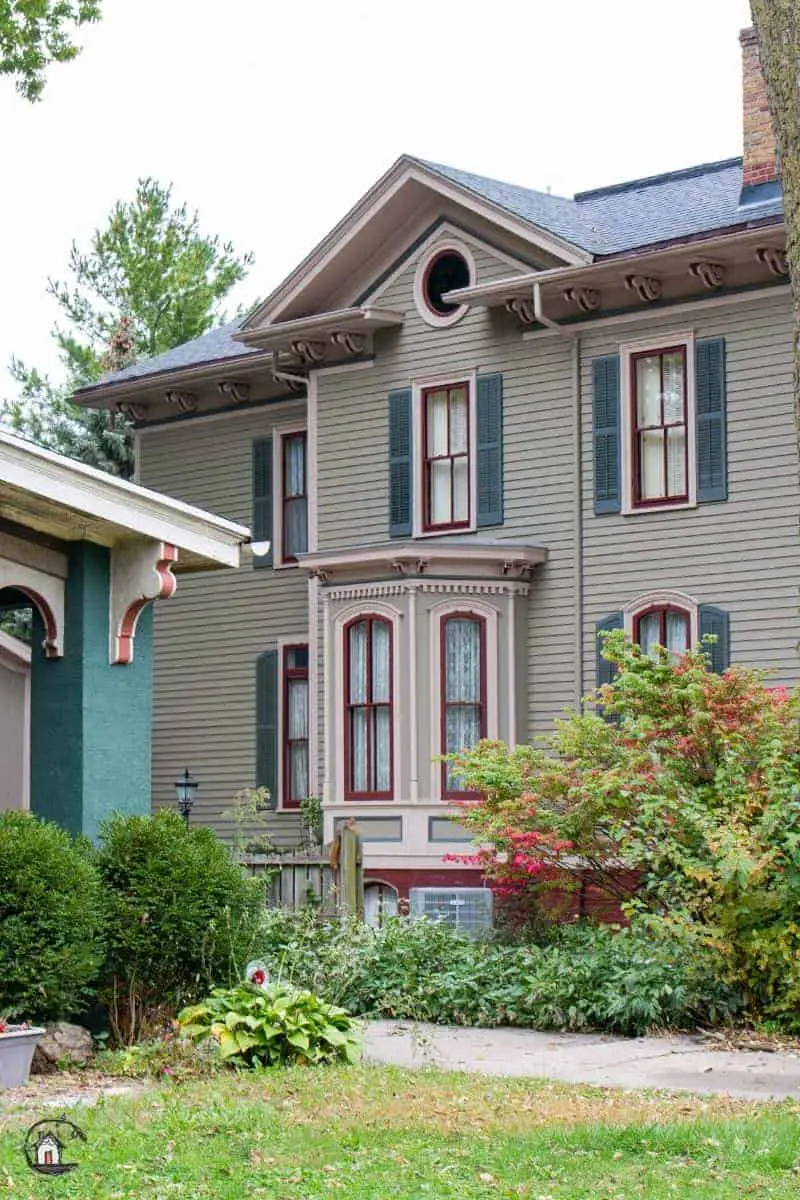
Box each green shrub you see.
[96,810,265,1043]
[449,634,800,1024]
[178,981,361,1066]
[0,811,105,1021]
[253,909,740,1036]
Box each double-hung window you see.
[345,616,393,798]
[283,644,309,808]
[281,432,308,562]
[631,346,688,507]
[441,613,485,797]
[423,383,470,531]
[635,605,690,660]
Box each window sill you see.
[412,524,477,540]
[622,499,697,517]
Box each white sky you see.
[0,0,752,395]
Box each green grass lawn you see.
[1,1066,799,1199]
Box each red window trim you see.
[281,430,307,564]
[344,615,394,801]
[633,604,690,652]
[422,382,471,533]
[282,643,308,810]
[630,345,689,509]
[440,612,486,801]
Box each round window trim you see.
[414,241,475,328]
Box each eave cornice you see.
[235,306,405,350]
[444,223,788,327]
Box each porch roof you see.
[0,430,250,571]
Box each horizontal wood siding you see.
[139,406,307,844]
[580,291,800,689]
[317,243,578,740]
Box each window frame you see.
[412,371,477,538]
[281,642,309,811]
[439,611,487,801]
[413,239,475,328]
[272,423,308,568]
[633,604,691,656]
[343,613,394,801]
[623,589,699,650]
[620,333,696,515]
[421,382,472,533]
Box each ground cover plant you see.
[1,1067,799,1199]
[253,909,740,1035]
[178,980,362,1065]
[447,632,800,1026]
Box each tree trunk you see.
[749,3,800,454]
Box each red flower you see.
[251,969,267,986]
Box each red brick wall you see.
[740,27,778,189]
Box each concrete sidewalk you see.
[363,1020,800,1101]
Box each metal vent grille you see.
[408,887,493,934]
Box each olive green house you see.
[74,27,798,905]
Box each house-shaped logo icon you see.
[24,1118,86,1175]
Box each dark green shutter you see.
[695,338,727,503]
[476,372,504,528]
[698,605,730,673]
[256,649,279,806]
[596,611,624,687]
[252,436,273,568]
[592,355,621,514]
[388,389,412,537]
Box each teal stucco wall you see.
[30,541,152,839]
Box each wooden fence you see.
[240,825,364,919]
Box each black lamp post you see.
[174,768,199,826]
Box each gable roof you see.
[79,153,783,395]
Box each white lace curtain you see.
[348,619,391,793]
[287,676,308,800]
[638,609,689,659]
[443,617,482,789]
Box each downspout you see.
[271,350,308,390]
[572,336,584,710]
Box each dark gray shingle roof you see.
[84,319,259,389]
[86,156,783,392]
[422,156,783,255]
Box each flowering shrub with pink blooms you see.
[447,630,800,1025]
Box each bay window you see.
[631,346,688,506]
[441,613,486,796]
[345,615,393,799]
[283,644,308,808]
[423,383,470,531]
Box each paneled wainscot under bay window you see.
[301,540,546,859]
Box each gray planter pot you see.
[0,1027,46,1088]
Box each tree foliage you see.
[4,178,254,476]
[0,1,100,101]
[449,633,800,1022]
[749,5,800,450]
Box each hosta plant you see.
[178,981,361,1067]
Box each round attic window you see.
[414,242,474,327]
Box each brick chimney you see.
[740,27,779,200]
